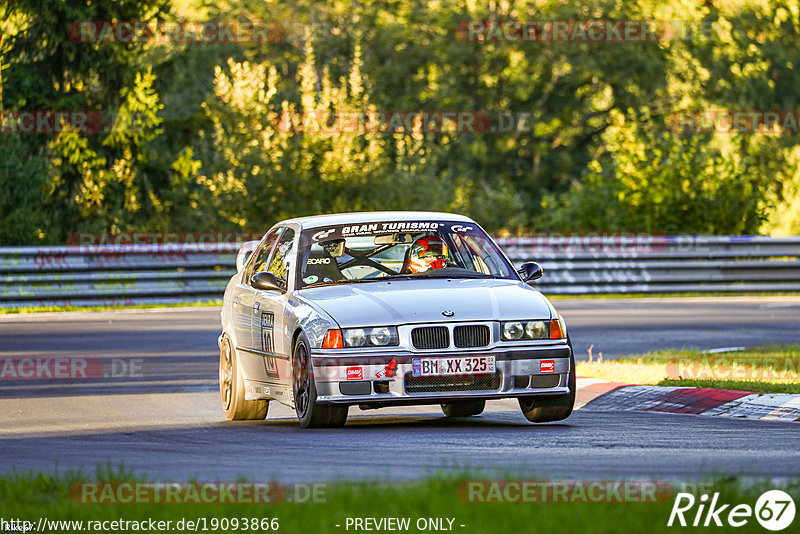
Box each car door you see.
[234,228,280,380]
[253,227,296,389]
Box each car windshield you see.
[296,220,517,288]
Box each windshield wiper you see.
[403,271,496,279]
[302,271,501,288]
[302,277,392,289]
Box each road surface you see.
[1,297,799,482]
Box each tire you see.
[518,338,576,423]
[219,334,268,421]
[293,333,348,428]
[441,399,486,417]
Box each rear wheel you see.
[441,399,486,417]
[519,338,575,423]
[293,333,348,428]
[219,334,268,421]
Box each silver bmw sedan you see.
[219,211,574,428]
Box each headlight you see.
[501,320,552,341]
[502,322,524,340]
[344,328,367,347]
[369,327,392,346]
[342,327,399,348]
[525,321,548,339]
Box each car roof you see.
[279,211,476,230]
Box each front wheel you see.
[219,334,268,421]
[293,333,348,428]
[441,399,486,417]
[518,338,576,423]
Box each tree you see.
[540,109,772,234]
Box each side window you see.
[246,229,281,282]
[267,228,295,284]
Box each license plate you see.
[412,356,495,377]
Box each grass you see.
[577,345,800,394]
[0,301,222,314]
[0,469,797,534]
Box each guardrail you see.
[499,235,800,295]
[0,244,237,308]
[1,236,799,308]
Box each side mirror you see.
[518,262,543,282]
[251,271,284,292]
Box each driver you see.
[404,236,449,273]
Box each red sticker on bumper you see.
[540,360,555,374]
[346,367,363,380]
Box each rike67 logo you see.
[668,490,796,531]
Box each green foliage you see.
[541,109,771,233]
[195,40,481,229]
[47,68,170,234]
[0,135,48,243]
[2,0,800,243]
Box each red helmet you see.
[406,236,449,273]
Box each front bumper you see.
[310,343,572,405]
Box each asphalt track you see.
[1,297,800,482]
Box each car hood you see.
[296,278,554,327]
